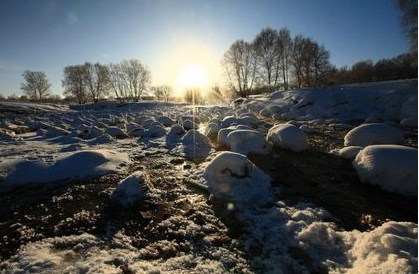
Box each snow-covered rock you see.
[400,117,417,127]
[299,124,316,133]
[110,171,155,206]
[179,130,212,160]
[203,152,271,206]
[225,130,269,155]
[126,122,141,132]
[157,115,175,127]
[344,123,404,147]
[352,145,417,195]
[267,124,308,152]
[0,150,130,186]
[221,116,237,128]
[204,122,221,139]
[217,127,236,147]
[104,126,128,139]
[181,119,198,131]
[87,134,114,145]
[168,124,185,135]
[44,126,70,138]
[338,146,363,159]
[139,123,166,138]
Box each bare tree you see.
[120,60,151,102]
[108,63,129,102]
[291,36,331,87]
[62,65,88,104]
[184,87,203,104]
[253,28,279,86]
[291,35,305,88]
[222,40,257,97]
[20,70,51,100]
[395,0,418,50]
[84,62,110,103]
[152,85,172,102]
[277,27,293,90]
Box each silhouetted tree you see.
[277,27,293,90]
[120,60,151,102]
[62,65,88,104]
[253,28,280,86]
[291,35,305,88]
[152,85,171,101]
[222,40,257,97]
[108,63,129,102]
[20,70,51,100]
[84,62,110,103]
[350,60,374,82]
[395,0,418,50]
[184,87,203,104]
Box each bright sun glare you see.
[178,64,209,93]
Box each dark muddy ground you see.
[0,118,417,270]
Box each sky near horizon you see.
[0,0,409,96]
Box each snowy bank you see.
[0,150,130,186]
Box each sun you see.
[178,64,209,92]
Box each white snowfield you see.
[0,80,417,273]
[0,150,130,186]
[344,123,405,147]
[353,145,418,195]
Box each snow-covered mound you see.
[344,123,404,147]
[110,171,155,206]
[203,152,271,206]
[173,130,212,160]
[204,122,221,139]
[225,129,269,155]
[217,127,236,146]
[0,150,130,186]
[267,124,308,152]
[352,145,418,195]
[240,80,418,125]
[338,146,363,159]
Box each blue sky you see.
[0,0,409,96]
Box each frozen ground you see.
[0,80,417,273]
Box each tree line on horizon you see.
[221,26,417,98]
